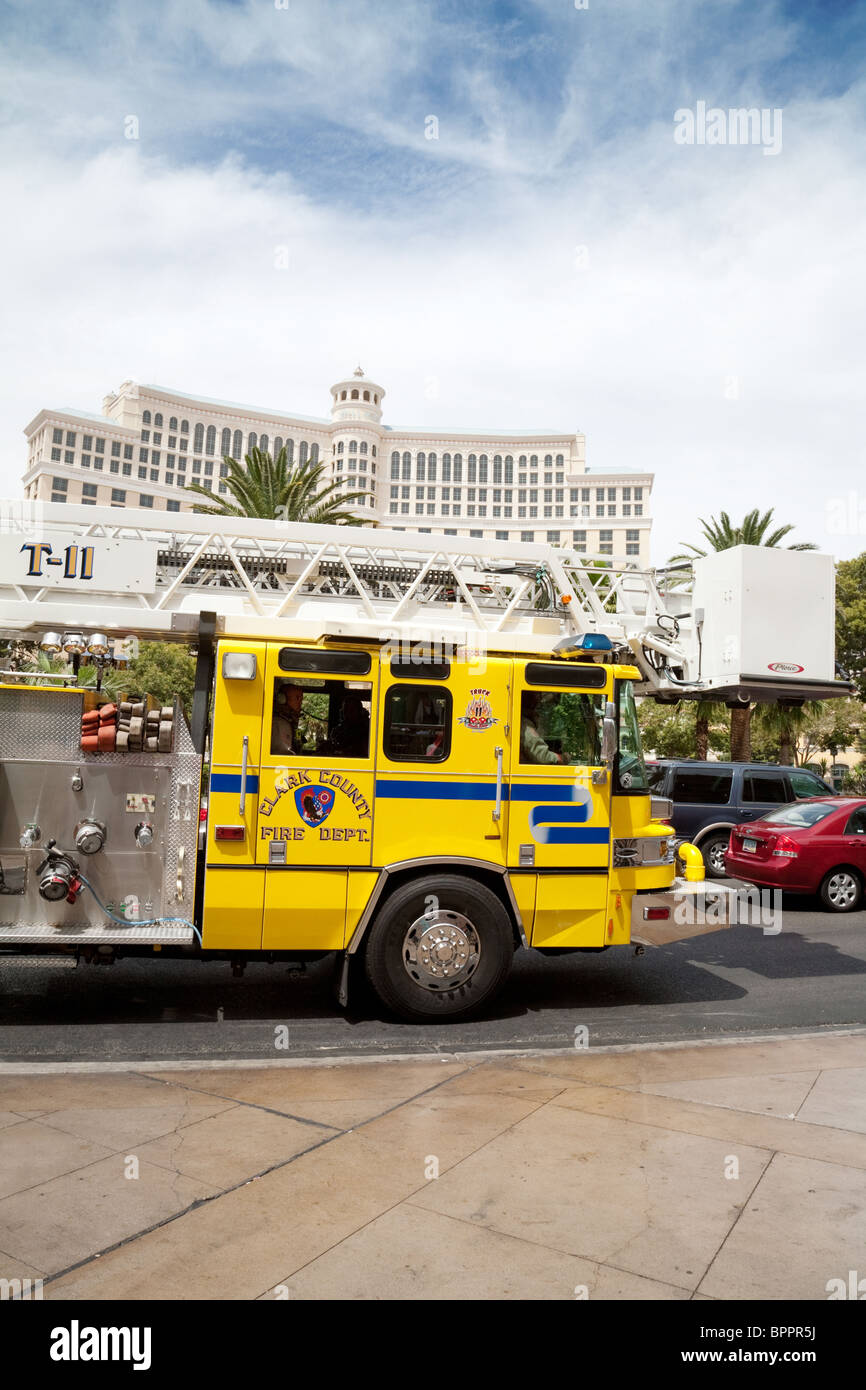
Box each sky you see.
[1,0,864,563]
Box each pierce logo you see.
[768,662,804,673]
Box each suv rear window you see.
[671,769,733,805]
[743,773,789,803]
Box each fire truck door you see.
[507,662,612,948]
[257,643,378,950]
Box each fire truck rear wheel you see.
[364,875,514,1021]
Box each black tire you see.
[819,868,863,913]
[698,832,732,880]
[363,874,514,1022]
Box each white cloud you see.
[1,1,865,564]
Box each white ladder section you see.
[0,501,847,703]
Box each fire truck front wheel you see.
[364,874,514,1022]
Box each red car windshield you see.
[759,802,839,829]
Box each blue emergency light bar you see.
[574,633,613,651]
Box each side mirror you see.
[601,700,617,768]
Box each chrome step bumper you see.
[631,878,740,947]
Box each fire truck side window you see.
[384,685,451,762]
[271,678,372,758]
[520,690,604,765]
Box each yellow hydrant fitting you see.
[677,842,705,882]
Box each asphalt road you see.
[2,891,865,1063]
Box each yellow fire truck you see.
[0,506,846,1019]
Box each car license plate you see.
[742,837,757,853]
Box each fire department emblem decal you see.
[294,785,335,827]
[458,688,498,731]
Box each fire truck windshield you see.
[615,679,650,793]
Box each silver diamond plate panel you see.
[0,923,194,944]
[0,688,83,760]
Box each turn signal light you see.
[215,826,245,841]
[772,835,799,858]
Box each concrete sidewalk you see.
[1,1029,865,1300]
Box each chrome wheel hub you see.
[828,873,858,908]
[403,911,481,992]
[708,842,727,873]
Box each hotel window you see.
[138,467,147,480]
[82,434,92,450]
[111,441,121,456]
[467,454,477,483]
[544,488,552,503]
[529,489,537,502]
[52,476,68,492]
[417,453,426,481]
[626,530,639,542]
[623,504,631,516]
[581,488,590,501]
[452,505,461,516]
[426,504,435,515]
[140,449,148,462]
[416,486,424,499]
[248,432,258,452]
[544,472,552,486]
[167,454,176,466]
[64,431,76,447]
[556,454,564,467]
[390,486,398,498]
[360,441,367,454]
[219,482,227,494]
[467,505,475,517]
[337,459,344,472]
[529,506,537,518]
[180,420,189,434]
[402,452,411,480]
[478,455,488,483]
[544,506,552,518]
[600,529,613,542]
[442,504,450,515]
[167,499,180,511]
[219,461,229,478]
[204,461,214,477]
[391,451,399,478]
[52,428,63,444]
[192,459,201,474]
[544,455,553,467]
[232,430,243,459]
[94,458,104,471]
[82,483,97,499]
[401,503,409,514]
[141,429,150,442]
[285,439,294,464]
[110,459,120,474]
[452,487,461,500]
[427,487,435,500]
[428,454,436,481]
[122,462,132,476]
[493,507,501,518]
[530,455,538,467]
[259,434,269,454]
[495,530,508,541]
[194,424,204,451]
[529,472,538,486]
[166,472,174,485]
[521,530,533,542]
[151,451,160,464]
[504,456,513,484]
[51,447,61,461]
[221,428,231,455]
[359,459,367,472]
[81,455,91,468]
[442,453,451,482]
[493,489,501,502]
[274,436,284,457]
[154,413,163,427]
[453,454,462,482]
[596,506,605,517]
[64,451,74,464]
[111,488,126,504]
[634,487,643,499]
[608,505,616,516]
[634,505,643,516]
[493,455,502,484]
[140,494,154,508]
[170,417,178,431]
[607,488,616,501]
[504,507,512,517]
[150,469,159,482]
[299,441,309,464]
[573,530,586,543]
[51,490,67,503]
[202,480,213,491]
[547,530,558,543]
[179,439,188,452]
[623,487,631,500]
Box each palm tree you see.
[671,508,817,564]
[670,508,816,761]
[184,447,372,524]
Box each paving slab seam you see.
[262,1087,573,1296]
[543,1092,866,1168]
[793,1069,824,1120]
[31,1061,487,1293]
[694,1151,783,1298]
[142,1075,343,1134]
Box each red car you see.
[724,797,866,912]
